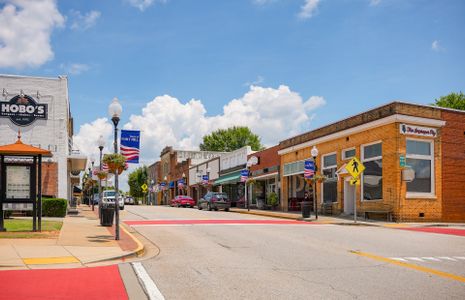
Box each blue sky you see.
[1,0,464,161]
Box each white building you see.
[0,74,84,201]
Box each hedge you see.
[42,198,67,217]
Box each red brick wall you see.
[441,110,465,221]
[41,162,58,197]
[248,145,280,172]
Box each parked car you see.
[198,192,230,211]
[124,196,135,205]
[170,195,195,208]
[101,190,124,210]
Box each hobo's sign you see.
[0,95,48,127]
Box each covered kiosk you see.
[0,132,52,232]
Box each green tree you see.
[200,126,263,152]
[128,166,148,198]
[433,92,465,110]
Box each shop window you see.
[322,153,337,203]
[342,148,355,160]
[362,142,382,201]
[406,139,434,196]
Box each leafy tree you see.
[200,126,263,152]
[128,166,148,197]
[433,92,465,110]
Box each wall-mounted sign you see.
[0,94,48,126]
[399,155,406,168]
[400,124,437,137]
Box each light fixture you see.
[97,135,106,149]
[108,97,122,119]
[311,146,319,158]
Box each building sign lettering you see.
[0,94,48,126]
[400,124,437,138]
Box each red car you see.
[170,195,195,208]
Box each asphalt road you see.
[122,205,465,300]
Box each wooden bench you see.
[364,210,393,222]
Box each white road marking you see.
[390,258,408,262]
[406,257,425,262]
[454,256,465,260]
[438,257,458,261]
[132,262,165,300]
[421,257,441,261]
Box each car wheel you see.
[225,208,229,212]
[214,207,219,211]
[207,203,212,211]
[198,204,202,210]
[120,206,124,210]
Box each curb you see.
[120,223,145,257]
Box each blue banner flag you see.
[120,130,140,163]
[304,160,315,179]
[240,169,249,182]
[202,175,209,185]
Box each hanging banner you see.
[304,160,315,179]
[202,175,209,185]
[120,130,140,163]
[240,169,249,183]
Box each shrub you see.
[267,192,279,207]
[42,198,67,217]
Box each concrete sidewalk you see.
[229,208,465,228]
[0,205,143,270]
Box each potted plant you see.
[267,192,279,210]
[103,153,127,174]
[96,170,108,180]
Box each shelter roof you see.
[0,132,52,157]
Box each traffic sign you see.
[141,183,148,192]
[350,177,360,186]
[345,157,365,178]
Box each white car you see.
[101,190,124,210]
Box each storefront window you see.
[406,139,433,195]
[342,148,355,160]
[362,142,382,200]
[322,153,337,203]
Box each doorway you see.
[344,179,355,215]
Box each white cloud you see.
[298,0,320,19]
[432,40,444,52]
[73,85,325,190]
[0,0,64,68]
[126,0,167,11]
[253,0,276,5]
[70,10,101,31]
[369,0,381,6]
[60,63,90,75]
[244,75,265,87]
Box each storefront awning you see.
[214,171,242,185]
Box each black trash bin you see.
[301,201,311,218]
[100,205,114,226]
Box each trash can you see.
[301,201,311,218]
[100,205,114,226]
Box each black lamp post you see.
[311,146,319,220]
[88,163,94,208]
[109,97,122,240]
[97,135,105,214]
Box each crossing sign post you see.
[345,157,365,178]
[344,157,365,223]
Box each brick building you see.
[247,145,280,209]
[278,101,465,222]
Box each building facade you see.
[0,74,80,202]
[188,157,221,202]
[278,102,465,222]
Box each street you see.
[120,206,465,299]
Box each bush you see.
[42,198,67,217]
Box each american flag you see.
[102,163,109,171]
[120,145,140,162]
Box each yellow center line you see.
[23,256,80,265]
[350,250,465,283]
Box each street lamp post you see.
[90,156,95,211]
[163,176,168,205]
[109,97,122,240]
[97,135,105,218]
[182,172,186,195]
[150,179,155,205]
[311,146,319,220]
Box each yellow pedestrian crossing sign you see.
[345,157,365,179]
[141,183,148,192]
[350,177,360,186]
